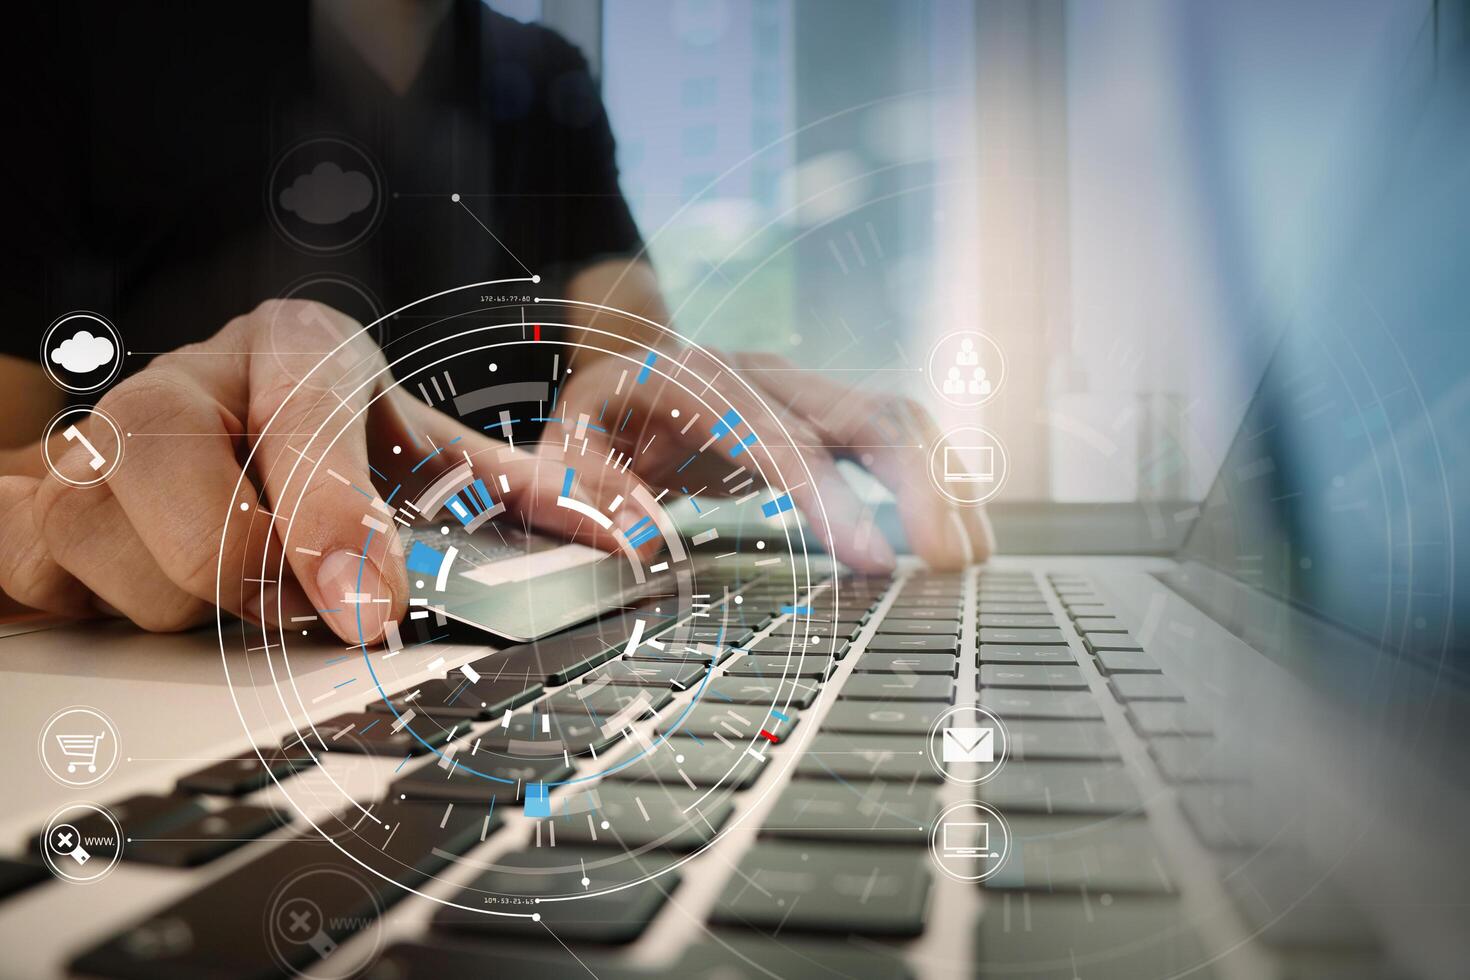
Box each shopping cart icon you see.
[56,732,105,774]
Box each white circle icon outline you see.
[927,702,1010,784]
[42,407,125,488]
[266,136,386,256]
[38,705,121,788]
[929,426,1008,507]
[41,802,123,884]
[929,800,1011,883]
[40,311,124,395]
[927,330,1005,407]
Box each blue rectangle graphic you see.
[761,493,794,518]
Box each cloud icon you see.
[278,162,374,225]
[50,330,115,374]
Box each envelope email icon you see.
[942,726,994,763]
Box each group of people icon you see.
[942,338,992,396]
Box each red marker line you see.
[758,729,779,744]
[533,324,541,341]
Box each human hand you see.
[550,346,993,573]
[0,301,650,644]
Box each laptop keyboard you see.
[22,568,1395,979]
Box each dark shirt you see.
[1,2,642,385]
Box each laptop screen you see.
[1178,38,1470,678]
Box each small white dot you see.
[600,820,610,830]
[451,192,461,202]
[441,526,450,535]
[532,275,541,284]
[532,912,541,921]
[239,502,250,511]
[734,595,744,604]
[756,541,766,550]
[565,367,573,375]
[302,630,309,636]
[399,793,406,800]
[489,363,498,372]
[580,876,590,886]
[392,445,402,455]
[415,579,425,589]
[670,408,681,418]
[675,753,685,764]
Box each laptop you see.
[3,22,1468,980]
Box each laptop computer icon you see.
[943,445,995,483]
[941,821,990,858]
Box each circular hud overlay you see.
[216,280,835,916]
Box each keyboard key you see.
[978,893,1213,979]
[880,606,960,621]
[1084,632,1144,653]
[369,676,542,720]
[762,781,937,845]
[394,753,574,803]
[434,848,679,943]
[318,712,457,756]
[873,618,960,636]
[551,784,734,850]
[627,641,733,666]
[0,858,48,901]
[742,636,851,659]
[657,702,799,742]
[367,936,914,980]
[543,683,671,719]
[609,741,768,790]
[671,937,914,980]
[977,644,1075,665]
[1096,650,1161,674]
[483,711,625,757]
[700,675,819,708]
[851,651,957,676]
[712,842,930,936]
[1127,701,1213,737]
[73,797,491,980]
[724,654,833,680]
[977,614,1056,629]
[977,602,1051,615]
[981,689,1102,720]
[886,593,961,609]
[864,633,960,654]
[592,660,706,690]
[125,805,289,867]
[480,637,610,687]
[661,625,755,647]
[981,763,1143,815]
[1149,737,1249,783]
[177,746,316,796]
[979,627,1065,645]
[794,734,938,781]
[1110,674,1183,701]
[1073,615,1127,632]
[1009,720,1121,761]
[821,701,945,736]
[840,674,954,702]
[979,664,1088,690]
[984,815,1175,894]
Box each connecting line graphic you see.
[450,192,534,278]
